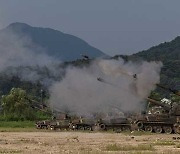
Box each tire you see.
[36,125,41,129]
[154,126,163,133]
[85,126,92,131]
[163,126,172,134]
[100,124,106,130]
[144,126,153,133]
[41,126,45,129]
[78,126,84,131]
[137,121,144,129]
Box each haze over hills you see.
[114,37,180,90]
[0,22,106,61]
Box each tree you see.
[171,94,180,103]
[1,88,35,120]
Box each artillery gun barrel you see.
[31,105,52,115]
[146,97,171,111]
[156,84,180,96]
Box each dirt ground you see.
[0,131,180,154]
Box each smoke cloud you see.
[0,28,62,85]
[49,58,162,116]
[0,27,163,117]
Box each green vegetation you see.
[153,140,176,146]
[0,127,36,132]
[105,144,155,151]
[0,87,51,121]
[0,121,38,132]
[0,121,34,128]
[1,88,36,121]
[131,37,180,97]
[0,149,22,153]
[114,37,180,98]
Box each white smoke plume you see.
[49,58,162,116]
[0,27,163,117]
[0,28,62,85]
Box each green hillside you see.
[131,36,180,90]
[113,37,180,92]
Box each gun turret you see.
[146,98,171,112]
[147,97,180,116]
[156,84,180,97]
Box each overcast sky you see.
[0,0,180,56]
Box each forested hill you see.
[117,37,180,90]
[1,22,106,61]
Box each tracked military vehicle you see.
[134,97,180,134]
[49,119,72,130]
[95,117,132,132]
[97,76,180,134]
[35,120,51,129]
[71,118,95,131]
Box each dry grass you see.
[105,144,155,151]
[176,144,180,148]
[122,131,153,136]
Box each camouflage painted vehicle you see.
[35,120,51,129]
[95,117,132,133]
[97,77,180,134]
[71,118,95,131]
[134,98,180,134]
[49,119,72,130]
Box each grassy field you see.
[0,121,35,128]
[0,121,37,132]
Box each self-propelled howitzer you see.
[134,98,180,134]
[97,77,180,133]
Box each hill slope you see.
[131,37,180,90]
[0,22,106,61]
